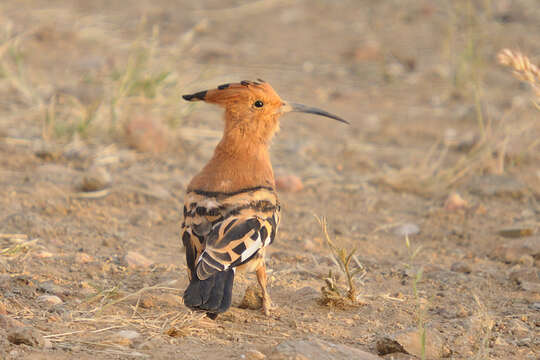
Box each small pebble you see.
[239,284,263,310]
[444,192,468,211]
[275,174,303,193]
[7,327,45,348]
[124,116,168,153]
[75,252,93,264]
[492,236,540,264]
[109,330,140,347]
[520,282,540,293]
[469,174,527,198]
[34,143,61,160]
[35,251,54,259]
[244,349,266,360]
[376,327,444,358]
[0,301,7,315]
[81,166,112,192]
[37,295,63,306]
[125,251,153,268]
[38,282,70,297]
[140,296,155,309]
[498,227,534,238]
[0,315,25,330]
[116,330,140,340]
[166,326,190,338]
[352,41,381,62]
[450,262,471,274]
[519,255,534,267]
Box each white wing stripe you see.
[240,235,263,262]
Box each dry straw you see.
[497,49,540,101]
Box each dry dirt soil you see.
[0,1,539,359]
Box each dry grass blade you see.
[0,233,28,240]
[471,294,495,360]
[497,49,540,101]
[192,0,294,20]
[84,282,181,314]
[72,189,111,199]
[44,325,125,340]
[0,239,38,256]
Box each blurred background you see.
[0,1,539,359]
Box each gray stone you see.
[492,236,540,263]
[376,337,405,355]
[7,326,45,348]
[239,284,263,310]
[468,174,528,198]
[0,328,8,358]
[0,300,6,315]
[0,315,25,330]
[109,330,141,347]
[450,262,471,274]
[381,353,416,359]
[115,330,140,340]
[37,295,63,306]
[80,166,112,191]
[244,349,266,360]
[509,266,540,293]
[498,227,535,238]
[269,338,382,360]
[38,281,71,296]
[520,281,540,293]
[376,327,445,359]
[125,251,153,268]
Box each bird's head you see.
[183,80,348,144]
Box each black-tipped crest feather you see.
[182,90,207,101]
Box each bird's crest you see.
[183,80,348,125]
[183,79,282,108]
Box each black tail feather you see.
[183,270,235,316]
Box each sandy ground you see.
[0,1,539,359]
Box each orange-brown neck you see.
[187,127,275,193]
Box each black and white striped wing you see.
[195,213,278,280]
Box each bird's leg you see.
[256,262,275,316]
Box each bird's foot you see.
[262,297,277,317]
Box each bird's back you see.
[182,185,280,278]
[181,184,280,315]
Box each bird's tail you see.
[183,269,235,318]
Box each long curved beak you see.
[281,102,349,124]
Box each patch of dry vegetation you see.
[373,7,539,198]
[374,119,530,197]
[315,216,366,308]
[40,282,211,356]
[0,18,207,146]
[375,46,539,197]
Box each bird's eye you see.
[254,100,264,108]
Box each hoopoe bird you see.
[181,80,347,318]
